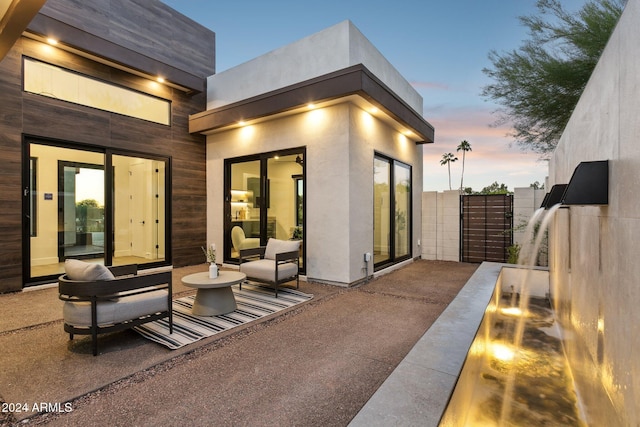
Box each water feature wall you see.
[548,0,640,424]
[441,267,585,426]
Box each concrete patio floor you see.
[0,260,478,426]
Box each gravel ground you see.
[0,260,478,427]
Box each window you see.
[24,140,170,285]
[225,148,305,273]
[23,58,170,125]
[374,153,411,269]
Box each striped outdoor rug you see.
[134,283,313,349]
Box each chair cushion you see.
[240,259,298,283]
[264,238,300,260]
[63,289,169,327]
[239,237,261,250]
[65,259,115,281]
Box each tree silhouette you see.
[456,140,472,192]
[482,0,624,155]
[440,152,458,190]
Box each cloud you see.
[422,105,548,191]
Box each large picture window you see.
[374,153,411,269]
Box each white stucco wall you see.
[206,20,423,114]
[548,0,640,424]
[206,101,423,286]
[204,20,426,286]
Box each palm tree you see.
[456,140,472,192]
[440,152,458,190]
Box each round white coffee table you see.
[181,270,246,316]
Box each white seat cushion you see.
[63,289,168,327]
[240,259,298,283]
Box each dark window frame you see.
[22,136,172,287]
[373,152,412,271]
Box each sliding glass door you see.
[225,148,305,272]
[374,153,411,270]
[25,140,169,285]
[112,154,167,265]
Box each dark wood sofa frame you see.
[239,246,300,298]
[58,265,173,356]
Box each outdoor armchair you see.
[239,238,300,297]
[58,260,172,356]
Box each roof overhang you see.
[189,64,435,144]
[0,0,47,61]
[25,14,204,94]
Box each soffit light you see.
[23,31,192,93]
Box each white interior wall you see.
[29,145,104,265]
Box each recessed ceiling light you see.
[307,103,315,109]
[46,38,58,45]
[238,121,246,126]
[157,77,165,83]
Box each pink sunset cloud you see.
[422,105,548,191]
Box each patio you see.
[0,260,477,426]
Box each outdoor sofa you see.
[58,259,172,356]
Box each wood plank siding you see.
[0,0,214,292]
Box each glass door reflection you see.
[58,162,105,261]
[225,149,305,272]
[228,160,262,260]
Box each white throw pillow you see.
[64,259,115,281]
[264,239,300,260]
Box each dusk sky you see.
[163,0,587,192]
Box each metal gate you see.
[460,194,513,263]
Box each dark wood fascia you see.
[26,14,205,94]
[0,0,47,61]
[189,64,435,144]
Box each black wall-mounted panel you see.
[540,192,550,209]
[561,160,609,205]
[544,184,568,209]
